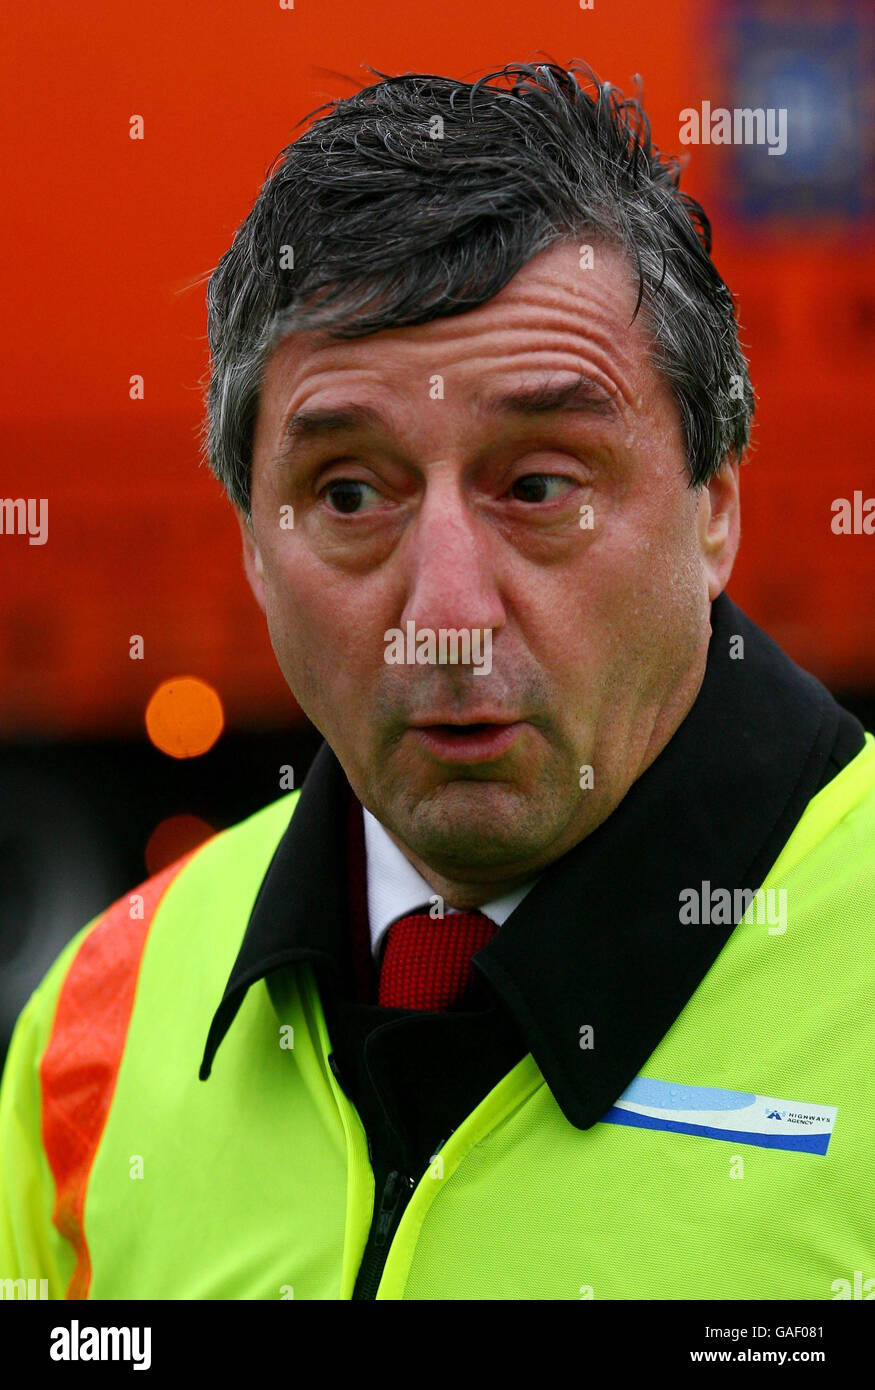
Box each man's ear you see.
[698,458,741,601]
[235,506,266,613]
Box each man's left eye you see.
[509,474,577,503]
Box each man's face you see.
[241,239,738,898]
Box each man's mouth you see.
[432,722,494,734]
[408,720,526,764]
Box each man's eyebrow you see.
[480,375,621,420]
[273,374,620,467]
[286,402,386,442]
[275,402,386,464]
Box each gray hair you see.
[200,60,755,519]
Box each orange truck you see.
[1,2,873,1055]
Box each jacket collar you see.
[200,593,847,1128]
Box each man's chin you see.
[387,778,560,872]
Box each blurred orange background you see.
[1,0,873,746]
[1,0,873,1058]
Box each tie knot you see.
[378,909,498,1011]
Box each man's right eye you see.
[322,479,381,514]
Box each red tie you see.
[378,910,499,1011]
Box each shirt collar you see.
[200,592,851,1128]
[362,807,536,957]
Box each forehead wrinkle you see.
[382,295,643,411]
[269,368,632,474]
[264,267,646,462]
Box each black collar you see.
[200,593,859,1128]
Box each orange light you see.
[145,676,224,758]
[145,814,216,876]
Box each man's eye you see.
[509,474,577,503]
[322,479,381,514]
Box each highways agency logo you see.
[766,1108,822,1127]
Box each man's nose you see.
[398,482,506,637]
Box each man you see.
[1,61,872,1301]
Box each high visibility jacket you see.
[1,735,874,1300]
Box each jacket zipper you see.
[351,1164,417,1300]
[329,1051,447,1300]
[327,1053,416,1300]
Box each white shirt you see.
[362,806,537,961]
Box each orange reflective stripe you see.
[40,851,198,1299]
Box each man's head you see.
[201,62,753,904]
